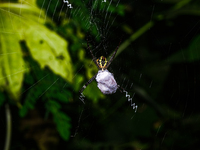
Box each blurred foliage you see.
[0,0,200,149]
[0,1,73,101]
[0,0,125,147]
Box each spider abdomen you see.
[96,70,118,94]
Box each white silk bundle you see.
[96,70,118,94]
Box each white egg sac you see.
[96,70,118,94]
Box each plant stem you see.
[4,103,11,150]
[115,21,154,58]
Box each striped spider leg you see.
[105,40,121,69]
[87,38,101,70]
[79,72,98,94]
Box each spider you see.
[79,38,124,95]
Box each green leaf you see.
[73,74,84,92]
[46,100,71,140]
[83,81,105,103]
[48,91,71,103]
[53,112,71,141]
[0,2,74,100]
[165,49,188,63]
[46,100,61,113]
[19,106,28,117]
[187,35,200,61]
[166,35,200,63]
[19,81,46,117]
[84,59,98,79]
[0,33,25,100]
[0,92,6,107]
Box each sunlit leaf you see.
[0,33,25,100]
[0,2,74,100]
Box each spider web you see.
[1,0,200,149]
[71,0,139,138]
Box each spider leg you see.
[106,40,121,69]
[79,73,98,94]
[117,85,125,93]
[87,38,101,70]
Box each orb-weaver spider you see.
[79,38,124,95]
[79,38,138,112]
